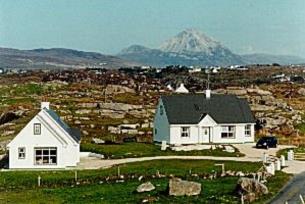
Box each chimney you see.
[205,89,211,99]
[41,102,50,110]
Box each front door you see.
[202,127,210,143]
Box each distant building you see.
[175,83,189,93]
[188,68,202,73]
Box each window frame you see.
[181,127,190,138]
[18,147,26,159]
[245,124,251,137]
[221,126,236,139]
[34,147,57,165]
[33,123,41,135]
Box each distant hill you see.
[118,29,305,67]
[0,47,138,69]
[241,53,305,65]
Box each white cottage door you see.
[202,127,210,143]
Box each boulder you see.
[136,182,155,193]
[235,177,268,202]
[169,178,201,196]
[298,88,305,96]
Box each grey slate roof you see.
[161,94,255,124]
[45,109,81,142]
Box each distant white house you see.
[166,84,174,91]
[154,90,255,145]
[7,102,81,169]
[175,83,189,93]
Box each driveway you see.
[233,143,294,159]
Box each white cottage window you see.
[18,147,26,159]
[34,147,57,165]
[181,127,190,137]
[34,123,41,135]
[221,126,235,138]
[245,125,251,137]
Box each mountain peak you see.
[159,29,221,54]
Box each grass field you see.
[80,142,244,159]
[0,160,291,204]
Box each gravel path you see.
[77,155,262,170]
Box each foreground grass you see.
[0,177,240,204]
[81,142,244,159]
[0,160,260,190]
[0,159,290,204]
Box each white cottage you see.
[154,90,255,145]
[7,102,81,169]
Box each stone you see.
[161,141,167,151]
[297,88,305,96]
[236,171,245,177]
[235,177,268,202]
[92,138,105,144]
[223,145,235,153]
[169,178,201,196]
[136,182,155,193]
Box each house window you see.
[160,105,164,115]
[155,128,158,135]
[18,147,25,159]
[245,125,251,137]
[221,126,235,138]
[34,147,57,165]
[34,123,41,135]
[181,127,190,137]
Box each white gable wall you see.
[153,99,170,143]
[8,110,80,169]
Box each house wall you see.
[153,99,170,143]
[169,123,255,145]
[8,110,80,169]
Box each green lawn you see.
[277,147,305,160]
[80,142,244,159]
[0,160,290,204]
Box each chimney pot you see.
[41,102,50,110]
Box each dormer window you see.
[34,123,41,135]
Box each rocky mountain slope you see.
[0,47,138,69]
[119,29,305,67]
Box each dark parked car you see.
[256,136,277,149]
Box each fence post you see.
[117,166,120,177]
[38,175,41,187]
[75,171,78,182]
[214,163,225,175]
[300,194,305,204]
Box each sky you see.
[0,0,305,57]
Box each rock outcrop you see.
[235,177,268,202]
[169,178,201,196]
